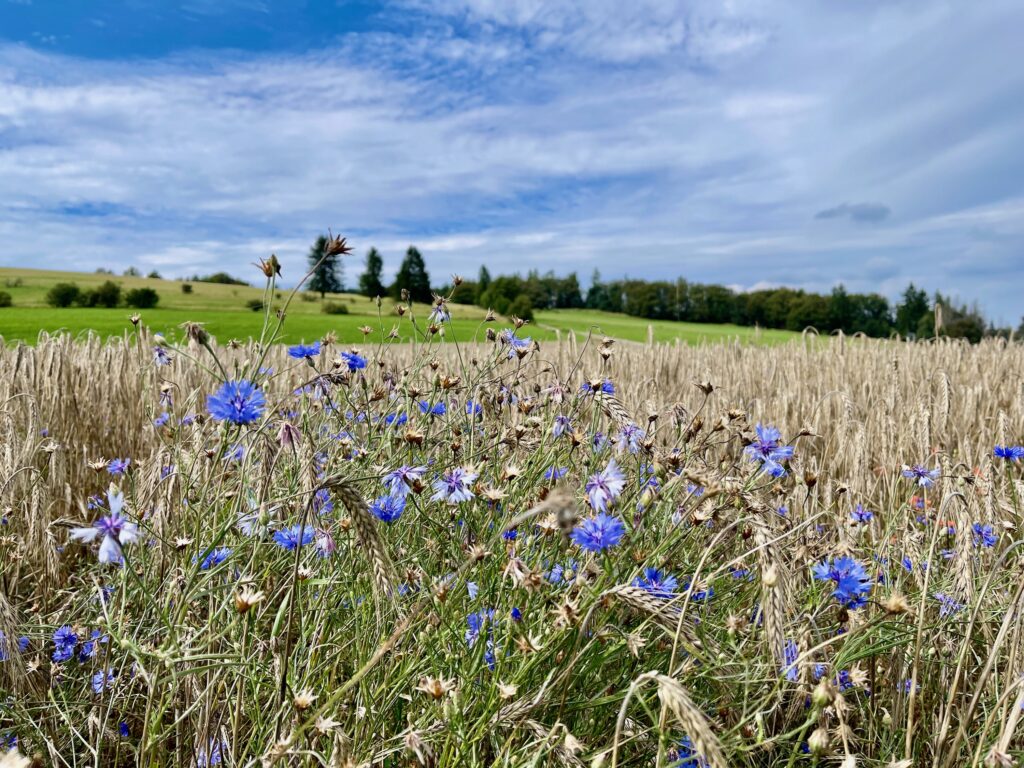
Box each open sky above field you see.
[0,1,1022,323]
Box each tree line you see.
[306,235,1019,340]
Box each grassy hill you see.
[0,266,799,345]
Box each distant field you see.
[0,267,800,345]
[535,308,798,345]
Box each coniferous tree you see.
[895,283,930,337]
[358,247,386,298]
[391,246,432,303]
[307,234,344,299]
[478,266,492,294]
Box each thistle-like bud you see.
[277,422,301,448]
[323,233,353,257]
[808,728,830,756]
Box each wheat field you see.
[1,310,1023,766]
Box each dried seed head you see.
[235,586,265,614]
[808,728,830,756]
[883,592,911,615]
[293,689,317,711]
[415,675,455,700]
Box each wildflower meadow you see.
[1,249,1023,767]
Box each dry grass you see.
[0,316,1022,766]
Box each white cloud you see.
[0,0,1022,322]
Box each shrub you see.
[300,292,318,303]
[148,270,162,279]
[182,283,193,294]
[125,287,160,309]
[322,301,350,315]
[245,299,264,312]
[0,291,11,308]
[79,280,122,308]
[46,282,81,308]
[4,277,23,288]
[508,293,535,322]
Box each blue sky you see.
[1,0,1022,322]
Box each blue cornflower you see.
[465,609,495,648]
[272,524,315,550]
[850,504,873,524]
[632,567,678,599]
[995,445,1024,462]
[207,380,266,425]
[385,412,408,428]
[546,559,579,585]
[91,667,115,694]
[744,423,794,477]
[78,629,108,662]
[672,735,710,768]
[383,465,427,498]
[585,458,626,513]
[287,341,321,359]
[152,346,172,366]
[339,351,367,372]
[781,638,799,681]
[902,464,940,487]
[510,607,523,622]
[119,722,130,738]
[52,626,78,663]
[153,412,170,427]
[197,547,232,570]
[70,487,141,565]
[811,556,872,609]
[552,415,571,438]
[934,592,964,617]
[466,401,482,417]
[432,467,477,504]
[418,400,446,416]
[571,512,626,552]
[544,466,568,481]
[370,495,406,523]
[580,379,615,396]
[972,523,997,548]
[683,580,714,603]
[106,458,130,476]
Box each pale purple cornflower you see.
[91,667,116,694]
[744,424,794,477]
[851,504,873,524]
[902,464,941,487]
[617,423,645,454]
[152,346,172,366]
[585,458,626,513]
[383,465,427,498]
[69,487,140,565]
[429,305,451,324]
[315,529,336,557]
[432,467,477,504]
[552,415,572,439]
[934,592,964,617]
[499,329,531,359]
[106,458,130,476]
